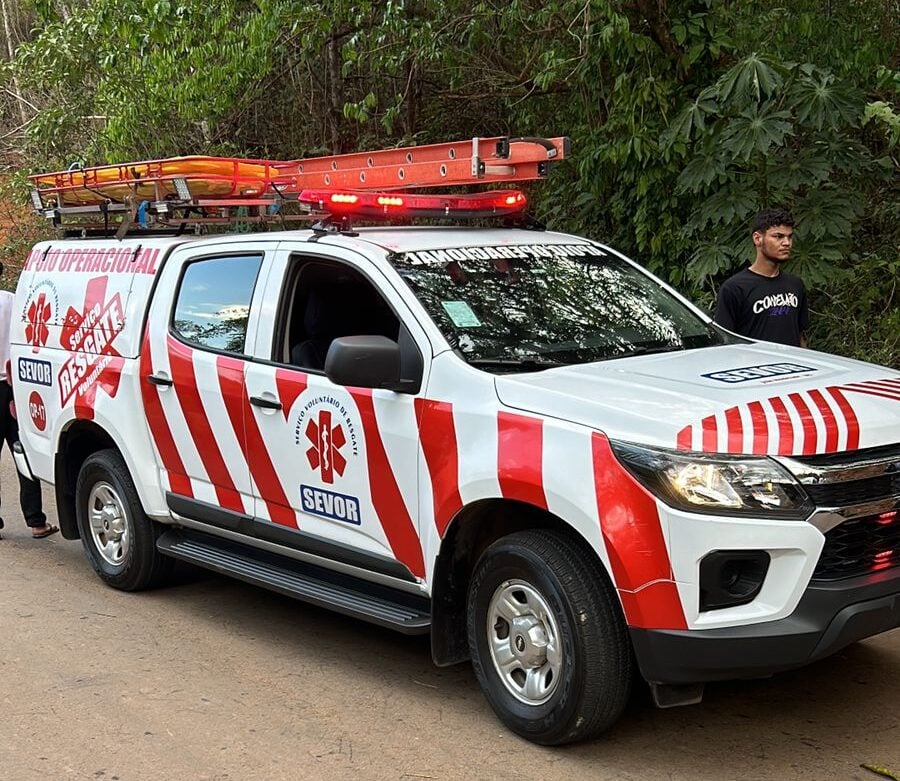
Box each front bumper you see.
[631,567,900,684]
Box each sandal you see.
[32,524,60,539]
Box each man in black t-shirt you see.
[714,208,809,347]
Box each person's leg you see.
[0,381,11,530]
[0,383,54,536]
[18,472,46,529]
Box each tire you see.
[467,529,632,745]
[75,448,173,591]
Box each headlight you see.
[610,440,813,520]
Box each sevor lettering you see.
[300,484,361,525]
[702,362,817,384]
[18,358,53,387]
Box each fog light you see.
[699,550,770,611]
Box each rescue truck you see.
[12,137,900,744]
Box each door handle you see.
[250,395,282,410]
[147,374,173,387]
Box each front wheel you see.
[467,530,632,745]
[75,449,173,591]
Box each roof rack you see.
[29,136,569,235]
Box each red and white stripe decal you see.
[166,336,244,513]
[139,331,193,496]
[840,377,900,402]
[747,401,769,454]
[497,411,548,509]
[807,389,839,453]
[275,368,308,422]
[787,392,818,455]
[826,387,859,451]
[768,395,794,454]
[674,379,900,455]
[220,355,298,528]
[591,433,687,630]
[352,389,426,578]
[415,398,463,537]
[701,414,718,452]
[723,406,744,452]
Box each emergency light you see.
[298,189,528,219]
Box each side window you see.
[172,254,262,353]
[279,258,400,371]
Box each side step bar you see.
[157,530,430,634]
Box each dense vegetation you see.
[1,0,897,365]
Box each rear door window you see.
[171,254,262,354]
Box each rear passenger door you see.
[142,245,265,517]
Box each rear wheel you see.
[467,530,631,745]
[75,449,173,591]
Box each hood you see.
[494,342,900,456]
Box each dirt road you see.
[1,456,899,781]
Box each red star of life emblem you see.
[57,276,125,421]
[305,409,347,484]
[25,293,51,348]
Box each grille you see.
[798,442,900,468]
[785,444,900,580]
[805,472,900,506]
[812,512,900,581]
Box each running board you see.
[157,530,430,634]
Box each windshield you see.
[393,242,725,371]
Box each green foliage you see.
[1,0,897,367]
[811,254,900,368]
[864,101,900,147]
[664,55,878,288]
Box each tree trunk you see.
[630,0,683,66]
[0,0,29,126]
[404,57,421,139]
[326,36,346,153]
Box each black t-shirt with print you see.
[714,268,809,346]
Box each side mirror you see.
[325,336,415,392]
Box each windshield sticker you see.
[703,363,817,384]
[404,243,606,264]
[441,300,482,327]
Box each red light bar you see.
[299,189,528,220]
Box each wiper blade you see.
[468,356,565,372]
[614,344,685,358]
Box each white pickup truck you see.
[11,153,900,745]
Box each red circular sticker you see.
[28,391,47,432]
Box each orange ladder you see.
[30,136,570,208]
